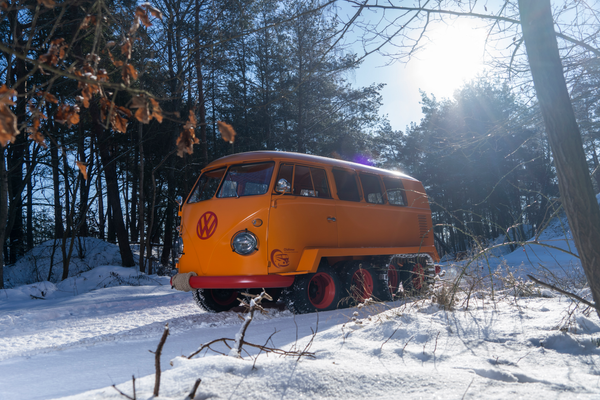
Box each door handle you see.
[327,217,336,222]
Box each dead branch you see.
[527,274,596,309]
[112,375,136,400]
[184,378,202,400]
[298,312,319,362]
[229,291,273,358]
[150,323,170,397]
[253,329,279,370]
[187,336,315,360]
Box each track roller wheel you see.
[284,265,341,314]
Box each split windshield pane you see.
[217,162,275,198]
[187,168,226,203]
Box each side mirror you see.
[175,195,183,206]
[275,178,291,194]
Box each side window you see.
[188,168,226,203]
[294,166,314,196]
[383,177,407,206]
[311,168,331,198]
[360,173,384,204]
[332,169,361,202]
[275,164,293,193]
[276,164,331,198]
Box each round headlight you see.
[231,230,258,255]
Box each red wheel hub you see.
[308,272,336,309]
[351,268,374,301]
[412,264,425,290]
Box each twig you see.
[253,329,279,370]
[527,275,596,309]
[230,291,273,358]
[187,337,315,360]
[111,375,136,400]
[150,323,170,397]
[380,325,400,351]
[184,378,202,400]
[298,313,319,362]
[461,378,474,400]
[401,335,415,357]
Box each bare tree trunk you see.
[92,101,135,267]
[519,0,600,316]
[0,149,8,289]
[196,0,208,166]
[50,138,64,239]
[78,123,90,236]
[94,135,105,240]
[26,148,33,250]
[138,122,145,272]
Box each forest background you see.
[1,0,599,289]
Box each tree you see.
[518,0,600,315]
[341,0,600,314]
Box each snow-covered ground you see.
[1,222,599,399]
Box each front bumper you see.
[171,273,295,291]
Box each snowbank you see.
[3,237,123,289]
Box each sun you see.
[409,20,488,99]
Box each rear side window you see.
[360,173,384,204]
[383,177,407,206]
[188,168,226,203]
[217,162,274,198]
[333,169,361,202]
[276,164,331,198]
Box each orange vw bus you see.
[170,151,439,313]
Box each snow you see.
[1,218,599,399]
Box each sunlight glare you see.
[410,20,487,99]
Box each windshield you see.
[187,168,226,203]
[217,162,275,198]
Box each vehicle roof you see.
[204,151,418,181]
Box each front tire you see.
[284,265,341,314]
[193,289,240,312]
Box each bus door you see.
[268,164,337,273]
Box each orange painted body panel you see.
[176,151,439,288]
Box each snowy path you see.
[1,266,600,399]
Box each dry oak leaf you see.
[142,3,163,20]
[135,6,152,28]
[149,98,163,123]
[176,128,199,157]
[100,98,132,133]
[0,85,16,106]
[97,69,109,82]
[36,90,58,104]
[217,121,236,143]
[122,63,138,85]
[38,39,67,72]
[37,0,55,8]
[130,96,162,124]
[184,109,197,130]
[80,15,96,30]
[76,161,88,180]
[121,38,132,59]
[107,49,123,67]
[56,104,80,127]
[27,118,47,149]
[0,104,19,147]
[176,110,199,157]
